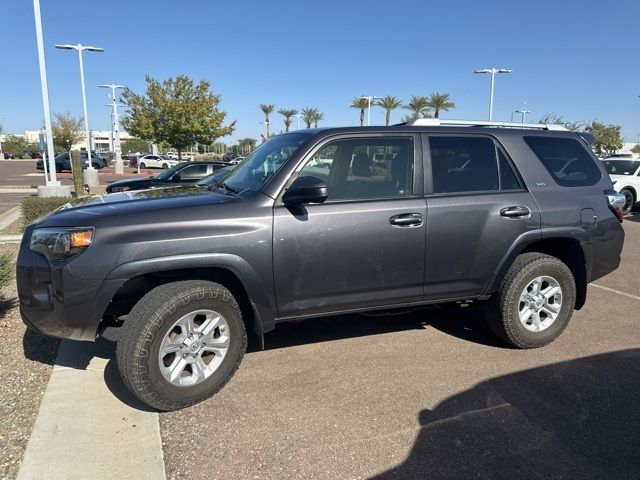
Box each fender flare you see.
[102,253,276,334]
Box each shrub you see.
[0,254,12,290]
[21,196,71,227]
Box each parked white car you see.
[138,154,180,169]
[165,152,194,161]
[601,156,640,214]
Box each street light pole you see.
[359,95,382,126]
[474,67,513,121]
[293,114,303,130]
[0,116,4,161]
[55,43,103,184]
[99,84,125,173]
[33,0,59,186]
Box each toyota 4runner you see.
[17,119,626,410]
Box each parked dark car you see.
[36,151,106,172]
[106,161,232,193]
[17,120,626,411]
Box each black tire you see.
[139,162,146,169]
[92,162,100,169]
[116,280,247,411]
[486,253,576,349]
[620,189,635,215]
[162,163,169,169]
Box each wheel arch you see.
[486,231,588,310]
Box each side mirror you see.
[172,174,181,182]
[283,176,328,205]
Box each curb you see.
[0,206,20,230]
[17,340,166,480]
[0,188,37,194]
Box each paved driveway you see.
[158,216,640,479]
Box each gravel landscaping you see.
[0,243,60,479]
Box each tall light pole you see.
[99,84,125,173]
[474,67,513,121]
[55,43,103,184]
[515,102,530,123]
[358,95,382,126]
[0,116,4,161]
[293,113,303,130]
[33,0,60,187]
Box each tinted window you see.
[429,137,499,193]
[524,136,602,187]
[299,137,413,201]
[178,164,209,179]
[499,150,522,190]
[602,160,640,176]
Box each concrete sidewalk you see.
[17,340,165,480]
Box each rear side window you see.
[429,136,521,194]
[524,136,602,187]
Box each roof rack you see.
[405,118,568,131]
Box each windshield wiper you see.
[209,181,240,197]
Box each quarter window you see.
[524,136,602,187]
[298,137,414,201]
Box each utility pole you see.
[474,67,513,121]
[99,84,125,173]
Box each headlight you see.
[30,227,94,261]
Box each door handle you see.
[390,213,423,227]
[500,206,531,218]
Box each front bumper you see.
[16,228,116,341]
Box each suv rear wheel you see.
[486,253,576,349]
[116,280,247,411]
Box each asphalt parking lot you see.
[156,215,640,479]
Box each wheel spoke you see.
[542,285,561,299]
[168,356,188,382]
[531,312,541,330]
[192,356,207,382]
[519,306,533,322]
[160,336,182,356]
[198,314,221,336]
[531,278,542,295]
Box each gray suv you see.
[17,120,626,410]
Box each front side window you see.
[178,164,209,179]
[223,132,312,193]
[298,137,414,201]
[524,136,602,187]
[602,160,640,176]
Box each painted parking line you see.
[591,283,640,302]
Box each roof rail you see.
[406,118,568,131]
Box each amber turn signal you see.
[70,230,93,248]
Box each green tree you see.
[1,135,38,158]
[278,108,298,132]
[121,137,149,153]
[312,110,324,127]
[403,95,431,120]
[538,113,584,132]
[585,121,623,156]
[238,137,257,152]
[259,104,275,138]
[631,144,640,154]
[122,75,235,160]
[375,95,403,126]
[52,111,84,154]
[426,92,455,118]
[301,108,319,128]
[350,97,370,126]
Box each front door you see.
[423,134,541,300]
[273,134,426,318]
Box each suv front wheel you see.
[486,253,576,349]
[116,280,247,411]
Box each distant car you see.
[137,154,180,169]
[106,161,231,193]
[165,152,194,161]
[36,151,106,172]
[602,157,640,214]
[3,152,15,159]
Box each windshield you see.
[196,167,233,186]
[222,133,312,193]
[602,160,640,175]
[155,164,182,179]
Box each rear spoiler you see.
[577,131,595,146]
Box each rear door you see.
[422,134,541,300]
[273,134,426,318]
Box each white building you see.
[1,129,132,153]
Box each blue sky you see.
[2,0,639,143]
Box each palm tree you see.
[350,97,370,126]
[278,108,298,132]
[259,103,275,138]
[426,92,455,118]
[301,108,317,128]
[403,95,431,120]
[375,95,403,126]
[312,110,324,127]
